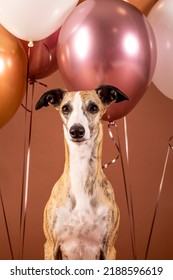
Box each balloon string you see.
[19,45,48,258]
[19,46,31,233]
[18,45,33,260]
[103,120,137,259]
[29,79,47,88]
[19,43,48,258]
[18,82,34,260]
[21,103,32,113]
[115,120,137,260]
[123,117,137,259]
[102,121,120,169]
[21,80,47,113]
[145,136,173,260]
[0,186,14,260]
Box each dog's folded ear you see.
[95,84,129,105]
[35,88,66,110]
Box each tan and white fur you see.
[35,84,128,260]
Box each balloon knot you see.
[28,41,34,48]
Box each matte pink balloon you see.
[57,0,157,120]
[21,29,60,80]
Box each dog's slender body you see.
[36,85,128,260]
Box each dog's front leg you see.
[106,247,116,260]
[102,207,120,260]
[44,241,62,260]
[44,241,56,260]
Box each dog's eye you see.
[88,102,99,114]
[62,104,72,115]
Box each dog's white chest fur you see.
[55,138,108,259]
[56,198,107,259]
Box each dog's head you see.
[35,85,128,143]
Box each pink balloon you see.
[57,0,157,120]
[21,29,60,80]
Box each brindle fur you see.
[35,86,128,260]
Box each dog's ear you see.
[95,84,129,105]
[35,88,66,110]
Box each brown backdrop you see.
[0,70,173,260]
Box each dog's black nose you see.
[70,124,85,140]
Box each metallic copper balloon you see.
[0,25,27,129]
[21,29,60,80]
[78,0,158,16]
[57,0,157,120]
[126,0,158,16]
[78,0,85,4]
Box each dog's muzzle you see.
[70,124,85,141]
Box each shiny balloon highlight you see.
[57,0,157,120]
[0,25,27,129]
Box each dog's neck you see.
[63,122,103,201]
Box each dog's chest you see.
[54,131,108,258]
[55,195,108,259]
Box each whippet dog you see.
[35,84,128,260]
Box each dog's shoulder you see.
[49,174,70,206]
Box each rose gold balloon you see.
[21,29,60,80]
[0,25,27,129]
[57,0,157,120]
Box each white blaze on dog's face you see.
[59,90,105,143]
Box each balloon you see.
[0,25,27,129]
[0,0,79,41]
[78,0,86,4]
[125,0,158,15]
[78,1,158,16]
[148,0,173,100]
[57,0,157,120]
[21,29,60,80]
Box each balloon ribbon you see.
[19,78,47,259]
[145,136,173,259]
[102,121,120,169]
[117,118,137,259]
[18,81,34,259]
[103,120,137,259]
[18,44,34,259]
[0,186,14,259]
